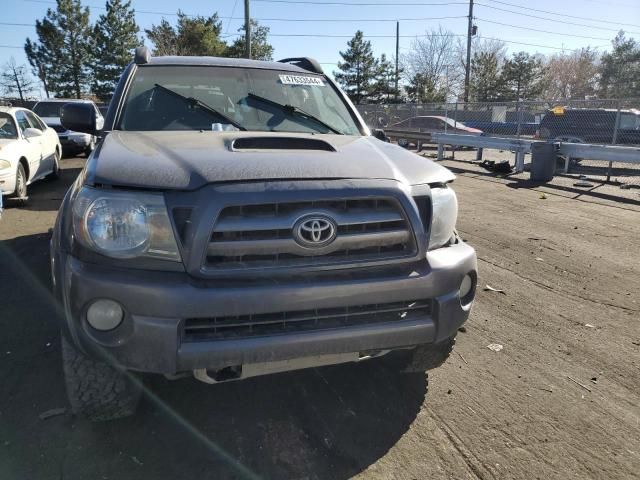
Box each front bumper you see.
[0,167,16,195]
[58,133,91,150]
[55,241,476,374]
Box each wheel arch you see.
[18,156,30,179]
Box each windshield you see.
[32,102,64,118]
[0,113,18,139]
[118,66,361,135]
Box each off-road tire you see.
[61,336,142,422]
[390,336,456,373]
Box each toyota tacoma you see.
[50,47,477,421]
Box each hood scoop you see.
[231,136,336,152]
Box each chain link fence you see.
[357,99,640,186]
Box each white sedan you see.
[0,106,61,204]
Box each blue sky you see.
[1,0,639,98]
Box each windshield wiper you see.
[246,93,344,135]
[153,83,246,131]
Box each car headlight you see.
[72,187,181,261]
[0,159,11,170]
[429,186,458,250]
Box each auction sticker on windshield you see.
[279,75,325,86]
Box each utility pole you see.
[244,0,252,59]
[464,0,474,103]
[395,21,399,102]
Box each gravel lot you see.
[1,155,638,480]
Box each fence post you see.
[505,98,524,169]
[608,102,621,182]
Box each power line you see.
[0,16,469,27]
[475,18,613,41]
[476,3,640,34]
[252,0,467,5]
[481,0,640,29]
[243,15,468,22]
[0,22,36,26]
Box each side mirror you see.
[372,129,389,142]
[23,127,43,139]
[61,103,101,135]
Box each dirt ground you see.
[0,154,638,480]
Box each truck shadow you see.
[0,231,427,480]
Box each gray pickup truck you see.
[51,47,477,421]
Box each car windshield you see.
[33,102,65,118]
[118,65,361,135]
[0,113,18,139]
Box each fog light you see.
[459,273,475,304]
[86,299,124,331]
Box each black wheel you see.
[61,336,142,422]
[12,163,28,204]
[398,138,409,148]
[84,137,96,157]
[387,335,456,373]
[47,150,60,180]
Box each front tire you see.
[61,336,142,422]
[12,163,28,204]
[47,150,60,180]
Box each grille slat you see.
[207,230,410,257]
[205,197,417,271]
[183,300,431,342]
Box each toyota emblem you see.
[293,215,337,248]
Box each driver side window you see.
[25,111,46,131]
[15,111,33,134]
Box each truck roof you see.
[145,56,316,75]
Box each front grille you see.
[205,198,417,270]
[182,299,431,342]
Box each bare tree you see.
[401,27,458,101]
[0,57,36,104]
[544,48,600,100]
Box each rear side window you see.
[33,102,63,118]
[619,114,638,130]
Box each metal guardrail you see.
[384,129,640,175]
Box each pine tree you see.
[470,51,504,102]
[599,31,640,98]
[24,0,93,98]
[371,54,401,103]
[405,73,446,103]
[225,20,274,61]
[92,0,140,102]
[146,12,226,56]
[334,31,379,104]
[501,51,546,100]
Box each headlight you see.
[72,187,181,261]
[0,159,11,170]
[429,186,458,249]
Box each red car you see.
[391,115,482,148]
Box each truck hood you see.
[87,131,455,190]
